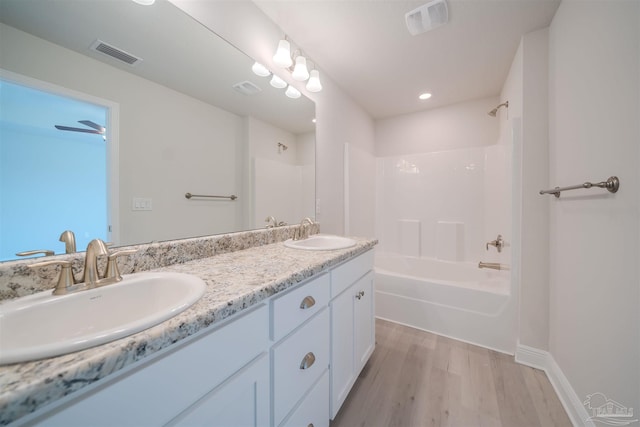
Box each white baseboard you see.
[514,343,548,370]
[515,344,595,427]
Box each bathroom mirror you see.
[0,0,315,261]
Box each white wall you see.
[503,28,552,352]
[548,0,639,415]
[375,97,499,156]
[0,24,244,246]
[247,117,314,228]
[344,143,376,237]
[520,28,551,351]
[247,117,297,164]
[170,0,377,236]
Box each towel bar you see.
[539,176,619,198]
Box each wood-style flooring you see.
[330,319,572,427]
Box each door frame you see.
[0,68,120,246]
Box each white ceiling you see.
[254,0,560,119]
[0,0,316,134]
[1,0,561,126]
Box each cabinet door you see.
[354,272,375,373]
[28,305,269,427]
[166,353,270,427]
[329,286,355,419]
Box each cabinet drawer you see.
[281,370,329,427]
[272,273,329,341]
[330,249,374,297]
[272,308,329,426]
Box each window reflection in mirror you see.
[0,79,109,261]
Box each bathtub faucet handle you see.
[486,234,504,253]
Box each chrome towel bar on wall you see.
[539,176,619,198]
[185,193,238,201]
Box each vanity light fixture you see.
[285,85,301,99]
[273,39,293,68]
[252,38,323,98]
[251,62,271,77]
[291,56,310,81]
[306,69,322,93]
[271,37,323,93]
[270,74,287,89]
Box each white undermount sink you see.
[0,272,206,365]
[284,234,357,251]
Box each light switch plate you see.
[132,197,152,211]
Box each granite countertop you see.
[0,237,377,425]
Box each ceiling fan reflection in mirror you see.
[55,120,106,140]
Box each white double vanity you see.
[0,230,376,427]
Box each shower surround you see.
[374,143,516,353]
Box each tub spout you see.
[478,262,509,271]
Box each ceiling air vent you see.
[90,40,142,66]
[232,81,262,96]
[405,0,449,36]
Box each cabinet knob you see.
[299,295,316,310]
[355,290,365,300]
[308,424,314,427]
[299,352,316,370]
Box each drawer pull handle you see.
[355,290,365,300]
[300,352,316,370]
[300,295,316,310]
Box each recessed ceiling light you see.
[419,92,432,100]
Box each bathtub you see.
[375,254,516,353]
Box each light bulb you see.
[273,39,293,68]
[285,85,301,99]
[270,75,287,89]
[251,62,270,77]
[291,56,310,81]
[306,69,322,92]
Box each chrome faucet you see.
[293,217,315,241]
[82,238,108,287]
[486,234,504,253]
[59,230,76,254]
[265,216,277,228]
[265,216,288,228]
[28,238,137,295]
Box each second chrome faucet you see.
[293,217,315,241]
